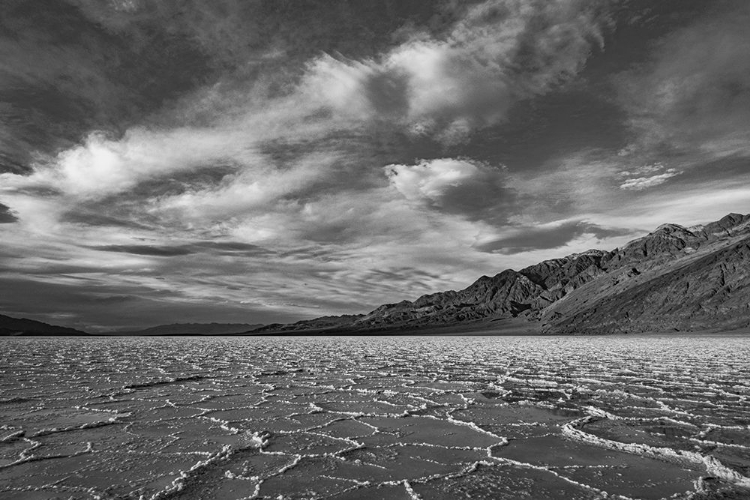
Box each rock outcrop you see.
[548,237,750,334]
[250,212,750,335]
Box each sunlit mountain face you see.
[1,0,750,331]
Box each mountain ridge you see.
[0,314,89,336]
[250,212,750,335]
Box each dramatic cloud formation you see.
[1,0,749,330]
[304,0,609,143]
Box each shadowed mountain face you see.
[0,314,88,336]
[253,213,750,335]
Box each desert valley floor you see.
[1,335,749,499]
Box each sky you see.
[2,0,750,331]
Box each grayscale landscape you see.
[2,1,750,499]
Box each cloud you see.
[193,242,270,254]
[151,152,342,223]
[617,163,668,177]
[0,203,17,223]
[0,128,259,200]
[385,158,513,220]
[505,152,623,221]
[59,210,151,229]
[2,2,609,267]
[303,0,609,143]
[91,241,271,257]
[0,93,342,212]
[619,169,681,191]
[92,245,194,257]
[617,162,682,191]
[0,0,610,214]
[617,2,750,158]
[1,0,449,175]
[476,220,633,254]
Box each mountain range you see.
[0,319,264,337]
[251,212,750,335]
[0,314,89,336]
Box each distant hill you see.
[250,212,750,335]
[0,314,89,336]
[116,323,264,336]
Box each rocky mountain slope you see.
[252,213,750,335]
[0,314,89,336]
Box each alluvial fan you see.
[0,336,749,499]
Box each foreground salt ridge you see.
[0,336,748,499]
[562,414,750,486]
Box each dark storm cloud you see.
[477,221,634,254]
[0,203,17,223]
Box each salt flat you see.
[0,336,748,499]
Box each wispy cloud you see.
[91,245,195,257]
[304,0,609,143]
[619,170,681,191]
[618,163,682,191]
[0,0,613,238]
[476,220,634,254]
[617,2,750,159]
